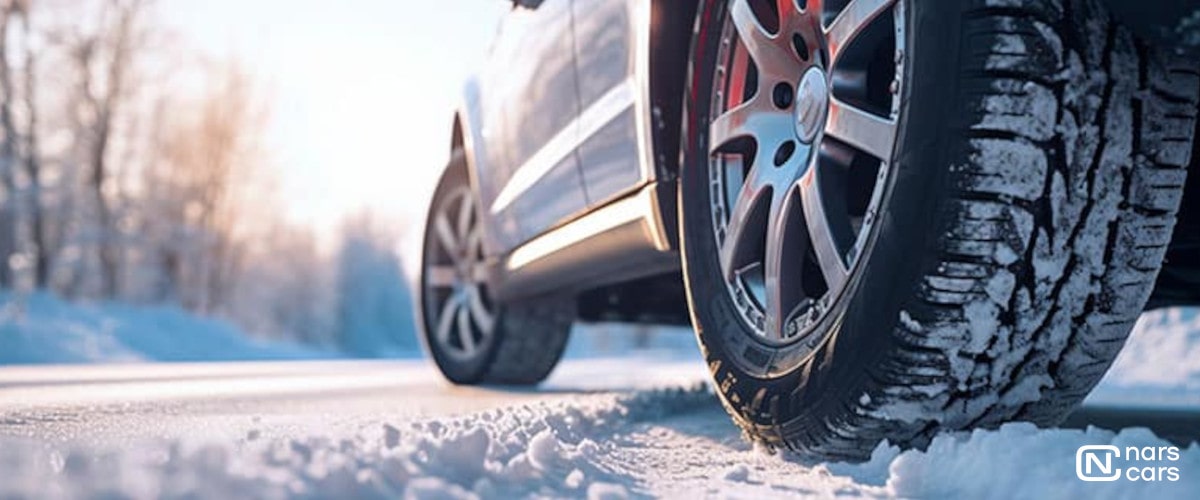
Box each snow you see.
[1087,308,1200,408]
[2,378,1197,499]
[0,292,698,365]
[0,291,327,364]
[2,290,1198,498]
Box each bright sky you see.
[160,1,509,245]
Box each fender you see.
[452,78,522,258]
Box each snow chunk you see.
[963,301,1000,355]
[722,464,751,482]
[899,310,923,333]
[587,482,629,500]
[527,429,560,472]
[565,468,585,489]
[961,139,1048,202]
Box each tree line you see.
[0,0,416,354]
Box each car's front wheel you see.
[419,152,575,385]
[679,0,1198,459]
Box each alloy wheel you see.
[708,0,904,349]
[423,186,497,361]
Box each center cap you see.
[794,67,829,144]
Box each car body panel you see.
[572,0,645,206]
[459,0,664,264]
[468,0,588,256]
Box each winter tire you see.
[679,0,1199,459]
[419,151,575,385]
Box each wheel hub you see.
[794,67,828,145]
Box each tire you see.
[679,0,1199,460]
[419,151,575,385]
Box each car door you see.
[571,0,646,207]
[478,0,588,250]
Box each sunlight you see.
[161,0,510,246]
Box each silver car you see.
[419,0,1200,459]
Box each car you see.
[418,0,1200,460]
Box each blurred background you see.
[0,1,1194,370]
[0,0,524,361]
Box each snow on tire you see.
[680,0,1199,460]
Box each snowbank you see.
[0,292,326,364]
[1088,308,1200,407]
[860,425,1197,499]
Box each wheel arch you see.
[646,0,702,180]
[449,78,515,258]
[450,112,464,153]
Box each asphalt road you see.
[0,360,1195,448]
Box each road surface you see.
[0,359,1196,498]
[0,359,704,446]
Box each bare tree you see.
[0,0,382,350]
[58,0,145,298]
[0,0,22,289]
[147,62,267,314]
[11,1,48,288]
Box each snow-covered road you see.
[1,357,1197,499]
[0,359,706,446]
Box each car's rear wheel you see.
[419,152,574,385]
[680,0,1199,459]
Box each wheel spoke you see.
[434,213,459,256]
[779,0,821,35]
[456,301,476,354]
[710,98,758,154]
[426,186,496,358]
[730,0,798,78]
[469,262,490,284]
[456,192,474,243]
[800,168,849,291]
[709,97,792,155]
[825,0,894,63]
[720,165,773,282]
[466,286,495,334]
[776,0,803,24]
[434,294,462,344]
[826,98,897,160]
[427,265,457,288]
[762,184,806,341]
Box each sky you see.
[160,1,510,248]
